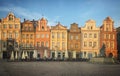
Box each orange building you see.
[100,17,117,58]
[35,17,50,59]
[21,19,36,59]
[0,12,21,59]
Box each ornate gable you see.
[103,17,114,32]
[2,12,20,22]
[51,22,67,30]
[70,23,80,32]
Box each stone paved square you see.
[0,61,120,76]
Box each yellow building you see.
[21,19,36,59]
[50,22,68,59]
[1,12,21,59]
[81,20,100,59]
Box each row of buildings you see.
[0,12,118,60]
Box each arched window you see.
[91,26,93,30]
[46,42,48,47]
[84,33,87,38]
[89,33,92,38]
[42,26,44,30]
[94,34,97,38]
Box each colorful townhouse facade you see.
[0,12,21,59]
[50,22,68,59]
[0,12,118,60]
[68,23,81,59]
[81,20,100,58]
[35,17,50,59]
[100,17,117,58]
[21,19,36,59]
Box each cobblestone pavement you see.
[0,60,120,76]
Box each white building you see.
[81,20,100,59]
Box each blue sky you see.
[0,0,120,28]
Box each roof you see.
[104,16,113,21]
[86,19,96,23]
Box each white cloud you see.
[0,5,42,21]
[115,20,120,28]
[47,16,60,26]
[0,4,61,26]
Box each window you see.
[22,42,25,47]
[106,34,109,39]
[89,42,92,47]
[30,34,33,39]
[3,32,6,38]
[15,42,18,48]
[36,34,40,38]
[37,42,40,47]
[3,24,7,29]
[84,33,87,38]
[106,42,109,48]
[26,42,29,47]
[62,42,65,49]
[3,42,6,48]
[26,34,29,39]
[113,35,114,39]
[9,33,12,38]
[52,33,54,38]
[9,15,13,20]
[91,26,93,30]
[28,27,31,31]
[70,35,73,40]
[84,42,87,47]
[30,42,33,47]
[87,26,89,30]
[75,44,78,48]
[52,42,54,49]
[76,35,78,40]
[57,32,60,38]
[22,34,25,38]
[93,42,96,47]
[111,42,114,49]
[62,32,65,38]
[15,24,19,29]
[94,34,97,38]
[71,44,73,48]
[111,34,114,39]
[106,27,108,31]
[41,42,44,47]
[24,27,27,30]
[15,32,18,38]
[9,24,12,29]
[42,26,44,31]
[57,42,60,47]
[46,42,48,47]
[46,34,49,38]
[41,34,44,38]
[89,33,92,38]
